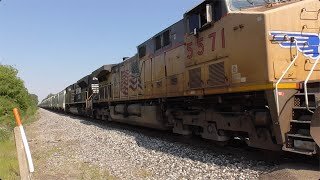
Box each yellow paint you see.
[202,82,298,96]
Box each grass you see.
[79,163,117,180]
[135,168,152,178]
[0,107,38,179]
[0,138,20,179]
[33,146,61,164]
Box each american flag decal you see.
[120,60,143,96]
[270,31,320,60]
[121,70,129,96]
[129,75,143,90]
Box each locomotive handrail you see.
[300,8,320,20]
[304,57,320,113]
[86,92,94,109]
[98,85,106,100]
[275,39,299,116]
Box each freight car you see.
[40,0,320,157]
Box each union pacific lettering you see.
[186,28,226,59]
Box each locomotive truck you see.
[40,0,320,156]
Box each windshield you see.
[229,0,268,10]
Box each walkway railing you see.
[304,57,320,113]
[275,39,299,116]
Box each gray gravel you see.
[27,109,277,179]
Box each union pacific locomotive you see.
[40,0,320,157]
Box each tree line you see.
[0,65,38,141]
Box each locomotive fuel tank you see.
[110,104,168,130]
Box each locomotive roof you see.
[77,75,90,88]
[185,0,213,15]
[137,19,184,48]
[91,65,114,78]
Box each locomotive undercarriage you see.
[65,86,319,156]
[166,91,281,151]
[90,91,283,151]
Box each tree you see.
[46,93,55,99]
[0,65,38,129]
[30,94,39,105]
[0,65,31,110]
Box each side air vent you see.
[208,61,226,87]
[99,87,105,100]
[170,76,178,85]
[189,67,202,89]
[70,91,75,103]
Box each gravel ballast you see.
[26,109,319,179]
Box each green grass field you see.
[0,108,38,179]
[0,138,19,179]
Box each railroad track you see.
[28,109,319,179]
[48,109,319,167]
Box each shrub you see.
[0,65,38,141]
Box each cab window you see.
[187,1,227,33]
[155,35,162,51]
[188,14,200,33]
[138,45,146,58]
[154,29,171,51]
[229,0,266,10]
[163,30,171,47]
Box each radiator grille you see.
[208,62,226,87]
[189,67,202,89]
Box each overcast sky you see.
[0,0,201,101]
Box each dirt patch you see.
[260,163,320,180]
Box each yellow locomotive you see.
[41,0,320,156]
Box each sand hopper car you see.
[40,0,320,157]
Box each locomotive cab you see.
[185,0,228,35]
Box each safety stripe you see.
[202,82,299,95]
